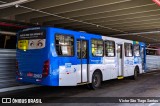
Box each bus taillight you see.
[16,61,18,69]
[16,71,20,76]
[42,60,49,77]
[16,61,20,76]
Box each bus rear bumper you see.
[16,75,59,86]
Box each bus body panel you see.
[139,42,146,72]
[16,27,146,86]
[16,28,59,86]
[51,28,102,86]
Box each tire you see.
[88,71,102,90]
[132,68,138,80]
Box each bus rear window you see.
[18,30,46,50]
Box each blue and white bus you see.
[16,27,146,89]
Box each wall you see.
[146,55,160,71]
[0,49,24,88]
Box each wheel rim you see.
[135,71,137,77]
[93,76,98,85]
[93,74,100,87]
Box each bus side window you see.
[133,45,140,56]
[81,41,87,58]
[77,41,81,58]
[125,43,133,57]
[91,39,103,57]
[56,40,62,55]
[105,40,115,57]
[77,40,87,58]
[55,34,74,56]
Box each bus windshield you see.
[17,30,46,50]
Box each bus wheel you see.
[89,71,102,90]
[132,68,138,80]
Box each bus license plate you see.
[27,72,33,77]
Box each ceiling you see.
[0,0,160,45]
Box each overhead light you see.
[153,0,160,6]
[15,4,19,8]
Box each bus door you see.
[141,46,146,71]
[117,44,123,77]
[77,39,89,83]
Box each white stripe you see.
[0,85,40,93]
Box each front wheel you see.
[88,71,102,90]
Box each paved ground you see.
[0,71,29,89]
[1,70,160,106]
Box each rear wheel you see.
[88,71,102,90]
[132,68,139,80]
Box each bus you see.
[16,27,146,89]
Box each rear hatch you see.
[16,28,49,78]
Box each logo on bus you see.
[80,36,85,39]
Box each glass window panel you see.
[92,39,103,56]
[55,34,74,56]
[105,41,115,57]
[125,43,133,57]
[134,45,140,56]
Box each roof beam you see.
[66,24,160,32]
[108,21,160,29]
[16,0,130,20]
[41,8,160,25]
[45,12,160,26]
[30,0,155,23]
[0,0,80,18]
[112,30,160,36]
[0,31,16,35]
[102,18,160,26]
[0,0,18,3]
[46,13,160,28]
[117,35,160,43]
[0,0,33,9]
[62,17,160,29]
[118,25,160,32]
[17,4,127,33]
